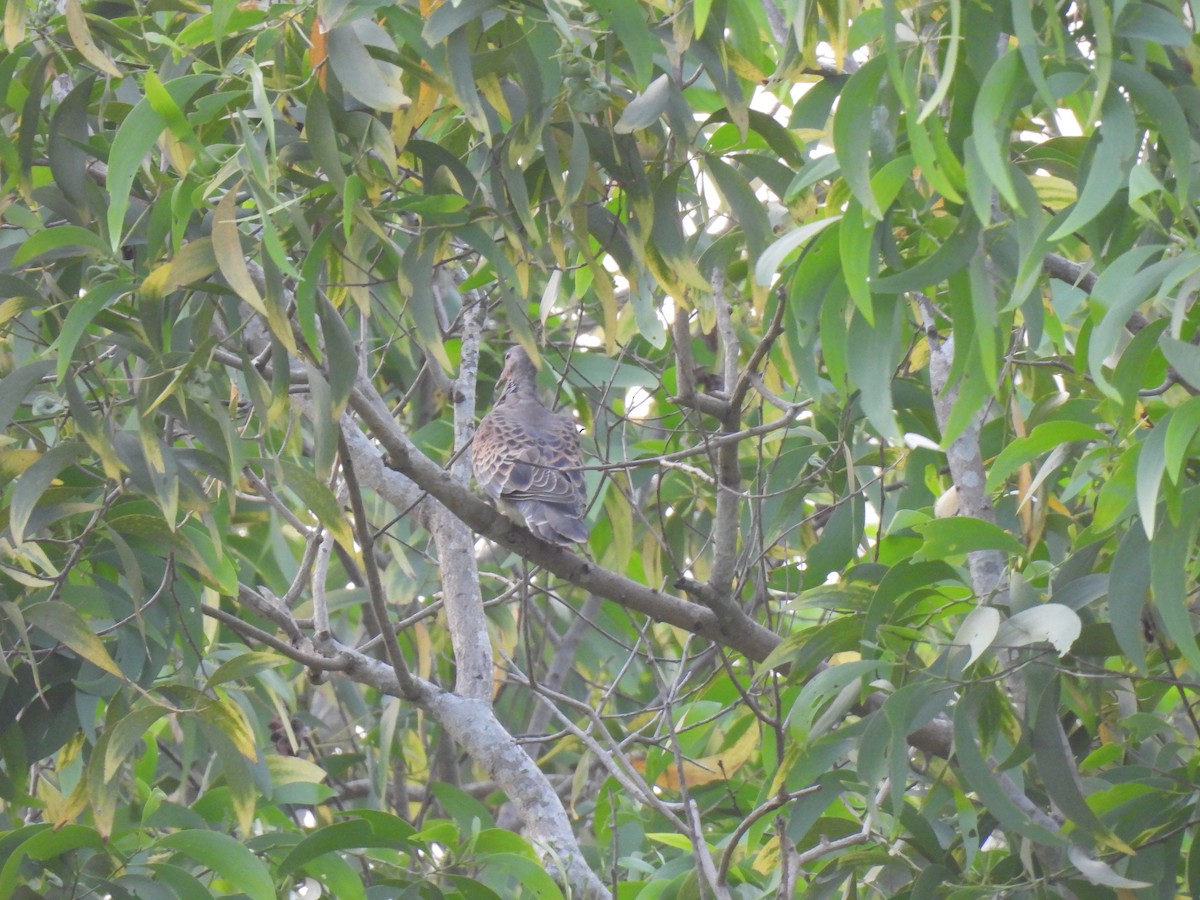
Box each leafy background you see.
[2,0,1200,896]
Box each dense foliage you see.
[2,0,1200,896]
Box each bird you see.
[472,345,590,545]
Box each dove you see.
[473,346,589,545]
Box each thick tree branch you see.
[311,637,609,898]
[433,299,492,702]
[349,378,782,661]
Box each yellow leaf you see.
[65,0,121,78]
[212,183,267,317]
[633,720,761,791]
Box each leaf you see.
[25,600,124,678]
[1048,92,1136,240]
[316,294,358,412]
[51,280,131,384]
[1161,337,1200,392]
[48,75,95,209]
[952,606,1001,669]
[10,442,89,545]
[157,831,274,900]
[953,687,1064,846]
[205,651,288,689]
[139,239,219,300]
[589,0,657,86]
[911,516,1024,561]
[832,54,888,218]
[704,155,771,259]
[278,459,356,552]
[754,216,841,286]
[615,73,671,133]
[1164,396,1200,483]
[970,49,1025,210]
[422,0,498,43]
[105,705,169,781]
[12,225,109,265]
[0,360,55,433]
[212,182,266,317]
[327,20,410,111]
[64,0,121,77]
[995,604,1081,656]
[1135,415,1168,538]
[846,302,902,439]
[1150,490,1200,675]
[106,75,211,250]
[1067,844,1151,889]
[986,421,1105,491]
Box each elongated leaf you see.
[1150,490,1200,675]
[327,21,410,111]
[1135,416,1169,538]
[970,49,1025,210]
[51,280,131,383]
[953,687,1064,845]
[1049,92,1136,240]
[212,183,266,316]
[25,600,123,677]
[10,443,88,544]
[1067,844,1151,889]
[986,421,1105,491]
[13,225,109,265]
[755,216,841,286]
[832,55,889,218]
[105,706,169,781]
[157,831,274,900]
[106,75,211,249]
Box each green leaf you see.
[105,705,169,781]
[205,651,288,689]
[911,518,1024,561]
[277,459,356,552]
[1164,396,1200,483]
[0,360,55,433]
[1048,92,1136,240]
[1150,490,1200,675]
[25,600,123,678]
[106,75,212,250]
[1161,337,1200,392]
[953,687,1064,846]
[50,280,131,384]
[615,73,671,133]
[327,21,410,111]
[970,49,1026,210]
[1135,415,1169,538]
[1104,520,1152,676]
[10,442,89,545]
[12,225,109,265]
[589,0,657,87]
[846,302,902,439]
[754,215,841,286]
[422,0,498,43]
[704,155,771,259]
[832,54,889,218]
[986,421,1105,492]
[157,830,274,900]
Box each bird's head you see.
[497,345,538,396]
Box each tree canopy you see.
[2,0,1200,896]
